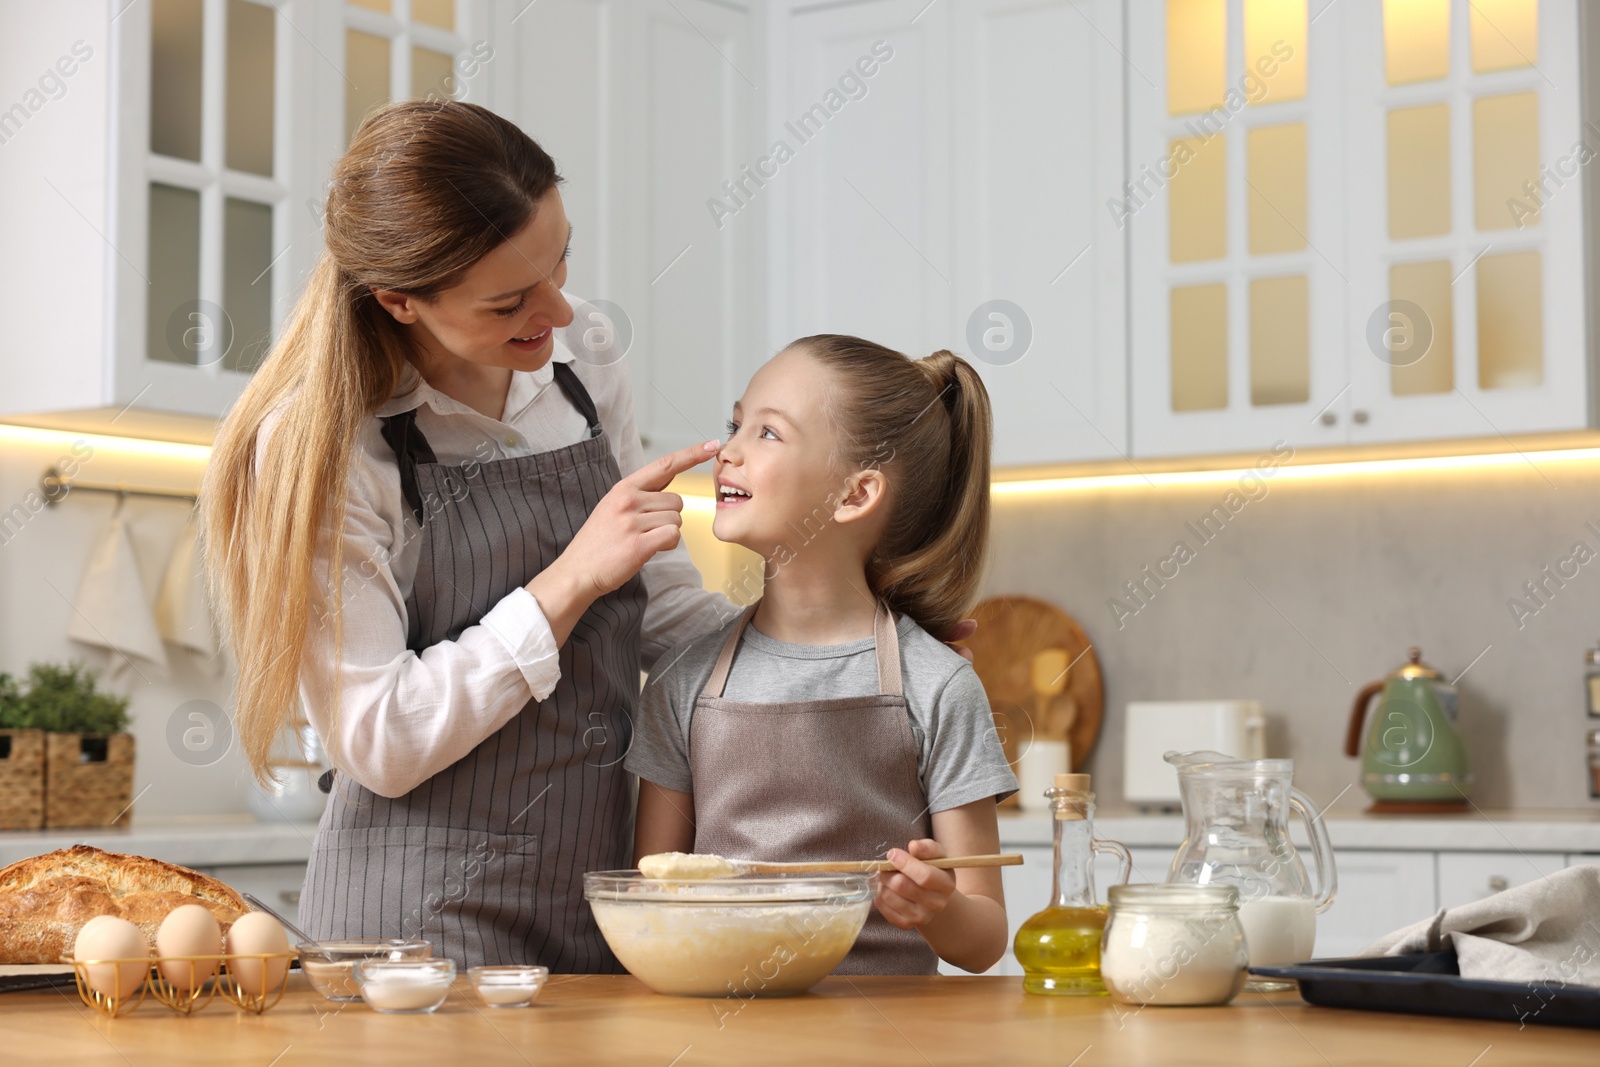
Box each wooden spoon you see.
[639,852,1024,878]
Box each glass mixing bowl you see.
[584,871,873,998]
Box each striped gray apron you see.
[300,362,645,973]
[688,600,938,975]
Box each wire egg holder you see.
[63,950,300,1018]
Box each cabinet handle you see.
[640,435,652,448]
[1353,410,1370,424]
[1487,875,1508,894]
[281,890,301,907]
[1320,412,1337,426]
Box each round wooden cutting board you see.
[966,596,1103,805]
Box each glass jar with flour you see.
[1101,884,1248,1006]
[1163,750,1338,992]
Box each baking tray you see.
[1251,950,1600,1030]
[0,966,77,994]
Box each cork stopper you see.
[1053,773,1091,820]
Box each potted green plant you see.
[0,672,46,830]
[11,662,136,829]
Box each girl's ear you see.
[372,288,421,324]
[833,467,888,526]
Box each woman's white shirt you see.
[255,293,734,798]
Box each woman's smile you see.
[507,326,553,352]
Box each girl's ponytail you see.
[796,337,992,639]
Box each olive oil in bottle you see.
[1014,774,1130,996]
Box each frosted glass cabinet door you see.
[1128,0,1350,459]
[1341,0,1586,444]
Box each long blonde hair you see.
[202,101,563,783]
[794,335,993,639]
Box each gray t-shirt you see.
[626,612,1019,813]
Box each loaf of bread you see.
[0,845,248,964]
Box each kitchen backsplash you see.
[985,456,1600,812]
[3,429,1597,820]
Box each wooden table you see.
[1,973,1594,1066]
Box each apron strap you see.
[379,409,438,527]
[377,362,598,527]
[552,361,603,438]
[703,600,902,699]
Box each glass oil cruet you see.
[1015,773,1132,995]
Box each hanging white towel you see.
[156,513,221,676]
[66,496,169,684]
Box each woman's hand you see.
[875,838,958,929]
[528,440,719,644]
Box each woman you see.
[202,100,730,972]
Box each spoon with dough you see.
[638,851,1024,880]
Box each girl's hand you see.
[875,838,958,929]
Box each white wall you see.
[0,429,252,818]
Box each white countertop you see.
[4,807,1599,872]
[998,807,1600,853]
[0,815,321,869]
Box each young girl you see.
[626,335,1019,976]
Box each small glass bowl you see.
[351,958,455,1015]
[468,965,550,1008]
[297,939,432,1002]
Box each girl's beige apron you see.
[300,363,645,973]
[688,600,938,975]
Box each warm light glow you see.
[989,447,1600,496]
[0,424,213,464]
[676,446,1600,507]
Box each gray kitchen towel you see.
[1362,865,1600,988]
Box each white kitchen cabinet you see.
[0,0,496,422]
[1436,850,1568,910]
[508,0,767,460]
[777,0,1128,468]
[1314,849,1437,959]
[602,1,768,458]
[1127,0,1590,459]
[1341,0,1587,445]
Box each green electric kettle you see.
[1345,647,1473,807]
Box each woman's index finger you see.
[624,440,720,491]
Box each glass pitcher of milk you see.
[1163,751,1338,991]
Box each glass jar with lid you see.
[1100,884,1248,1007]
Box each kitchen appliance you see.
[1123,701,1265,809]
[1164,750,1337,991]
[1345,647,1472,809]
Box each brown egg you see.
[226,911,290,996]
[73,915,149,1000]
[155,904,222,989]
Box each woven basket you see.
[0,729,46,830]
[44,732,136,829]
